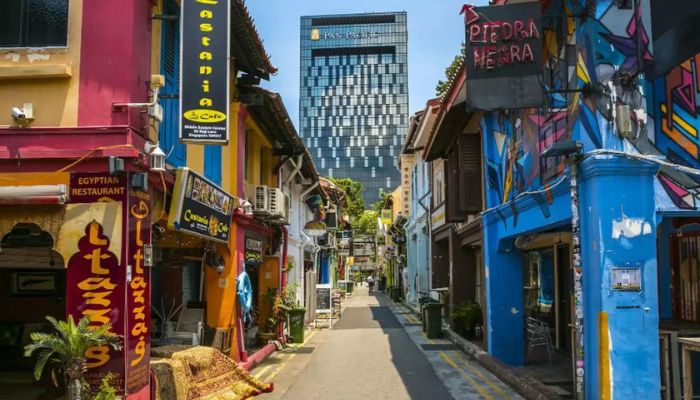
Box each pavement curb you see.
[441,326,563,400]
[241,342,277,371]
[394,299,562,400]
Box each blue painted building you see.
[455,0,700,398]
[401,100,440,305]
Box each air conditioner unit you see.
[268,188,287,220]
[246,184,269,214]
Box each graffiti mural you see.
[483,0,700,215]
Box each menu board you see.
[167,168,234,243]
[315,286,331,312]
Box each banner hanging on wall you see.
[462,2,543,111]
[179,0,230,143]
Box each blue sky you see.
[246,0,488,129]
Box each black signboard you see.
[179,0,230,143]
[315,286,331,311]
[244,236,263,266]
[463,2,543,111]
[167,168,234,243]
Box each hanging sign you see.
[126,187,152,394]
[244,236,263,266]
[179,0,230,143]
[462,2,543,111]
[168,168,234,243]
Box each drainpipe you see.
[279,226,288,342]
[283,154,304,186]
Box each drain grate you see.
[290,346,315,354]
[420,344,456,351]
[403,322,422,326]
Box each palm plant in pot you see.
[450,302,483,341]
[24,315,122,400]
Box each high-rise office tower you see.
[300,12,408,205]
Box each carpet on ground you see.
[151,345,272,400]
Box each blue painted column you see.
[579,155,660,399]
[483,217,525,366]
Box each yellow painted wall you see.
[244,117,275,187]
[257,256,280,332]
[0,0,83,127]
[391,185,404,219]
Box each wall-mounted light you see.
[145,142,166,172]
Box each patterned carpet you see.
[151,346,273,400]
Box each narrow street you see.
[253,286,520,400]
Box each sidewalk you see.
[391,297,564,400]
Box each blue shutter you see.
[204,145,222,185]
[159,0,186,167]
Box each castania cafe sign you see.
[462,2,543,111]
[168,168,234,243]
[180,0,230,143]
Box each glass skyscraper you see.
[300,12,408,205]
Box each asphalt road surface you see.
[253,286,521,400]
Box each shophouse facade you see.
[461,1,700,398]
[0,0,321,396]
[402,99,440,306]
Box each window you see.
[1,0,69,47]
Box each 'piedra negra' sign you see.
[463,2,543,111]
[180,0,230,143]
[168,168,234,243]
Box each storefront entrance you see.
[520,232,574,396]
[0,223,66,400]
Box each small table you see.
[678,337,700,399]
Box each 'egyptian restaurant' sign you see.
[168,168,234,243]
[463,2,543,111]
[180,0,230,143]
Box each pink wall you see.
[78,0,152,133]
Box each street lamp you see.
[541,139,584,400]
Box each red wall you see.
[78,0,152,132]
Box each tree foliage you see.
[328,177,365,221]
[435,43,466,98]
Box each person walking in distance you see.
[367,275,375,293]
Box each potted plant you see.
[24,315,122,400]
[450,302,483,340]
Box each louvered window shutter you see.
[458,134,483,212]
[445,147,468,222]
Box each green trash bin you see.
[346,281,354,294]
[288,308,306,344]
[424,302,443,339]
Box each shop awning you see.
[0,184,67,205]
